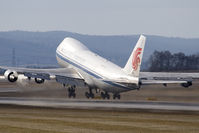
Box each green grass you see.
[0,106,199,133]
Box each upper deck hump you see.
[58,37,89,52]
[56,37,132,80]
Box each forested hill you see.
[148,51,199,72]
[0,31,199,70]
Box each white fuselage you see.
[56,38,139,93]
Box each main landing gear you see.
[68,85,76,98]
[85,87,94,99]
[113,93,121,99]
[100,92,120,99]
[100,92,110,99]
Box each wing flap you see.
[56,75,85,86]
[24,72,51,80]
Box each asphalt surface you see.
[0,97,199,113]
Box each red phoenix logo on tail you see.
[132,47,142,70]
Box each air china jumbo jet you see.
[0,35,194,99]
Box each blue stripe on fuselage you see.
[56,51,133,90]
[56,51,102,79]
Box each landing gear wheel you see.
[105,92,110,99]
[101,92,110,99]
[85,92,90,99]
[107,95,110,99]
[90,93,94,98]
[71,93,76,98]
[85,88,94,99]
[113,95,116,100]
[68,85,76,98]
[113,94,121,99]
[101,92,105,99]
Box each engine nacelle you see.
[35,78,45,84]
[181,81,192,88]
[4,70,18,82]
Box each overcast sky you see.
[0,0,199,38]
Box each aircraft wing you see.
[140,72,199,80]
[139,72,198,87]
[140,80,188,85]
[0,66,85,86]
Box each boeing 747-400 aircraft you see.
[0,35,195,99]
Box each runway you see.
[0,97,199,113]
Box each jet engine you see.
[4,70,18,82]
[35,78,45,84]
[181,81,192,88]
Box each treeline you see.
[148,51,199,72]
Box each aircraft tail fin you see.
[123,35,146,77]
